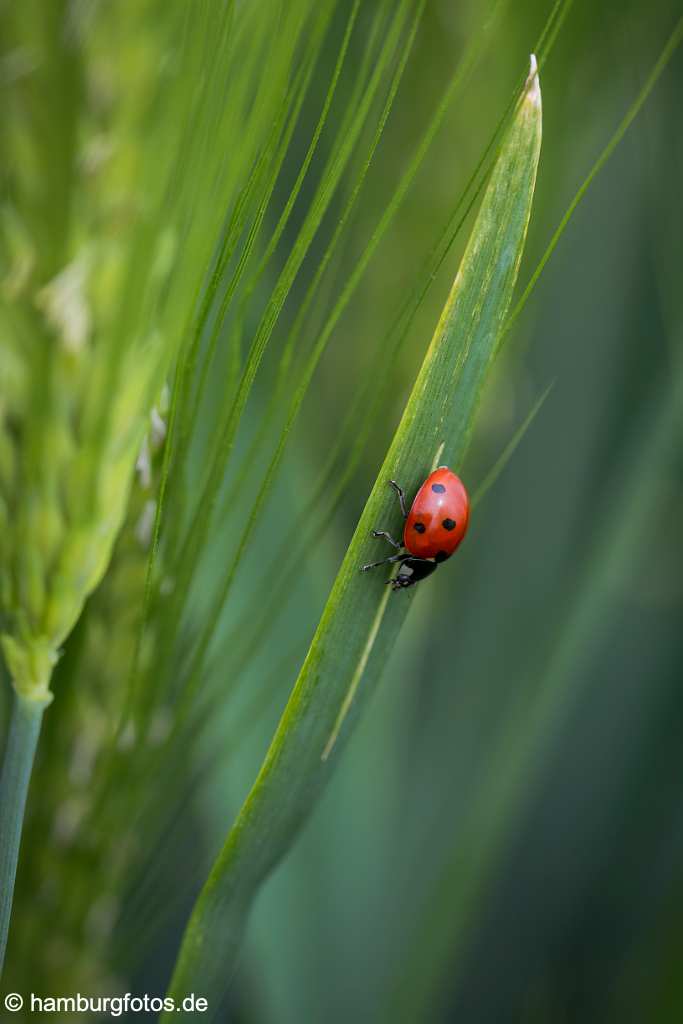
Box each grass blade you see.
[389,351,683,1024]
[506,13,683,337]
[164,56,543,1013]
[472,380,555,507]
[0,693,46,971]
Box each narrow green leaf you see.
[505,13,683,337]
[0,693,46,972]
[165,59,542,1012]
[388,348,683,1024]
[152,0,411,671]
[176,0,426,706]
[472,380,555,507]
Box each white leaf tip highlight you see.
[525,53,541,108]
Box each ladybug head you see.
[389,557,438,590]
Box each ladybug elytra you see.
[360,467,469,591]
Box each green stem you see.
[0,691,46,975]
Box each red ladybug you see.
[361,467,469,590]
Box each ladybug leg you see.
[371,529,402,549]
[388,479,408,518]
[360,552,411,573]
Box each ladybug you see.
[360,466,470,590]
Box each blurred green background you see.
[3,0,683,1020]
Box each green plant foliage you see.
[165,58,542,1011]
[0,0,263,700]
[2,2,682,1020]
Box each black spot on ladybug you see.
[431,483,446,493]
[413,522,426,534]
[434,550,450,563]
[442,518,456,531]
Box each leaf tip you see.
[524,54,541,109]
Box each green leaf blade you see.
[165,58,543,1013]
